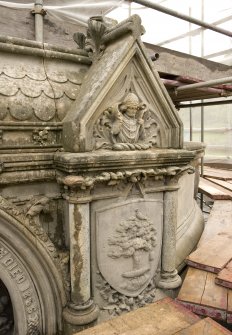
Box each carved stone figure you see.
[94,92,160,150]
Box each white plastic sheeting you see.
[0,0,124,25]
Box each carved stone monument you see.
[0,14,204,334]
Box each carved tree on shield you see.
[108,209,157,279]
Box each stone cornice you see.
[54,149,195,174]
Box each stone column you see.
[158,180,182,289]
[63,194,99,332]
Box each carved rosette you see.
[94,92,160,151]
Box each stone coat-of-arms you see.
[96,200,163,297]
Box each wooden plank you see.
[177,268,228,321]
[227,289,232,324]
[198,200,232,247]
[177,267,207,304]
[198,178,232,200]
[203,167,232,181]
[175,317,232,335]
[186,234,232,273]
[206,177,232,192]
[78,297,199,335]
[201,272,228,313]
[216,261,232,289]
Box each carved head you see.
[121,92,140,118]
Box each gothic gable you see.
[63,15,183,152]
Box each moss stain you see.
[73,205,84,303]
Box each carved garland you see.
[61,165,195,190]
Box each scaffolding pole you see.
[177,99,232,109]
[176,76,232,92]
[132,0,232,38]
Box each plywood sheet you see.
[186,234,232,273]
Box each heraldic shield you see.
[96,199,163,297]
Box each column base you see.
[63,300,99,328]
[158,270,182,289]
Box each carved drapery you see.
[94,92,160,151]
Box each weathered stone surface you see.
[0,38,90,153]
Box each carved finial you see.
[85,16,107,58]
[73,32,86,50]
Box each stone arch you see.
[0,205,67,335]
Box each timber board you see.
[77,297,200,335]
[227,290,232,324]
[198,178,232,200]
[177,268,228,321]
[216,261,232,289]
[186,234,232,273]
[203,167,232,181]
[198,200,232,247]
[206,178,232,193]
[175,317,232,334]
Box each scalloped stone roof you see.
[0,52,89,122]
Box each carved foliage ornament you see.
[96,272,156,316]
[108,209,157,293]
[94,92,160,150]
